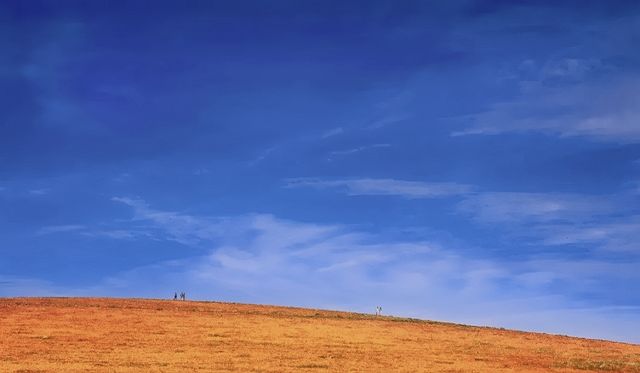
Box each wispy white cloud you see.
[286,178,637,252]
[286,178,473,198]
[36,224,85,235]
[111,197,232,245]
[328,143,390,159]
[82,229,158,241]
[538,58,603,82]
[248,146,277,166]
[539,217,640,252]
[452,57,640,143]
[35,222,156,241]
[193,168,210,176]
[321,127,344,139]
[365,114,410,130]
[113,173,131,183]
[29,188,50,196]
[457,192,616,223]
[456,192,640,252]
[23,197,638,343]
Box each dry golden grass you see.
[1,298,639,372]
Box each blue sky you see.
[2,0,640,343]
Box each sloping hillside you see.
[1,298,639,372]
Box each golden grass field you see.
[1,298,639,372]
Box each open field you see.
[1,298,639,372]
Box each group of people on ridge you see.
[173,292,186,301]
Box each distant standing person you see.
[173,292,177,300]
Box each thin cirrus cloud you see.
[285,177,621,221]
[455,192,617,224]
[287,178,638,253]
[451,57,640,143]
[455,192,640,252]
[29,188,50,196]
[538,217,640,252]
[248,146,277,166]
[285,178,474,198]
[36,224,85,236]
[111,197,233,246]
[24,197,639,343]
[456,192,640,252]
[35,223,155,241]
[321,127,344,139]
[327,143,391,160]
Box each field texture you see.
[1,298,639,372]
